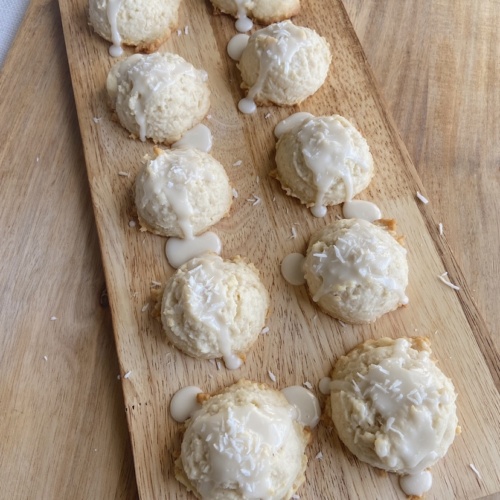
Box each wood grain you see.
[5,0,495,499]
[0,0,137,498]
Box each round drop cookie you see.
[274,114,374,217]
[161,254,269,369]
[327,337,458,494]
[211,0,300,26]
[237,21,331,112]
[107,53,210,143]
[175,379,310,499]
[89,0,181,55]
[303,219,408,324]
[135,147,232,238]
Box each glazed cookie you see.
[135,147,232,238]
[107,53,210,143]
[274,114,374,217]
[89,0,181,55]
[176,379,310,499]
[303,219,409,324]
[161,254,269,369]
[237,21,331,112]
[327,337,458,496]
[211,0,300,26]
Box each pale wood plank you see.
[53,0,500,498]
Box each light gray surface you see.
[0,0,31,68]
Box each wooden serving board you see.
[58,0,500,498]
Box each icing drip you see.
[182,256,242,369]
[310,220,408,304]
[227,34,250,61]
[107,0,123,56]
[280,253,306,286]
[399,470,433,497]
[170,386,203,422]
[297,118,369,217]
[238,22,312,114]
[281,386,321,428]
[172,124,213,152]
[234,0,253,32]
[342,200,382,222]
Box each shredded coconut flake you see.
[261,326,270,334]
[123,371,132,379]
[141,303,150,312]
[43,355,48,362]
[291,496,300,500]
[416,191,429,204]
[177,29,182,36]
[247,194,261,206]
[151,280,162,288]
[268,370,277,383]
[303,381,313,390]
[315,451,324,460]
[438,222,444,235]
[338,320,347,327]
[232,160,242,167]
[264,112,271,119]
[117,375,121,380]
[118,171,130,177]
[232,188,239,198]
[92,117,102,123]
[438,272,460,290]
[36,156,40,162]
[216,359,222,371]
[128,220,136,228]
[256,176,260,183]
[469,463,482,480]
[50,316,57,321]
[184,25,189,35]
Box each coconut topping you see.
[310,220,408,304]
[183,403,295,497]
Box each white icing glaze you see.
[281,386,321,428]
[331,338,451,470]
[310,220,408,305]
[319,376,332,395]
[297,118,370,217]
[107,0,123,57]
[186,403,295,497]
[234,0,253,33]
[274,112,314,139]
[238,97,257,114]
[172,124,213,152]
[165,232,222,269]
[238,22,312,114]
[227,34,250,61]
[118,55,199,141]
[177,255,242,369]
[281,253,306,286]
[170,386,203,422]
[343,200,382,222]
[399,470,433,497]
